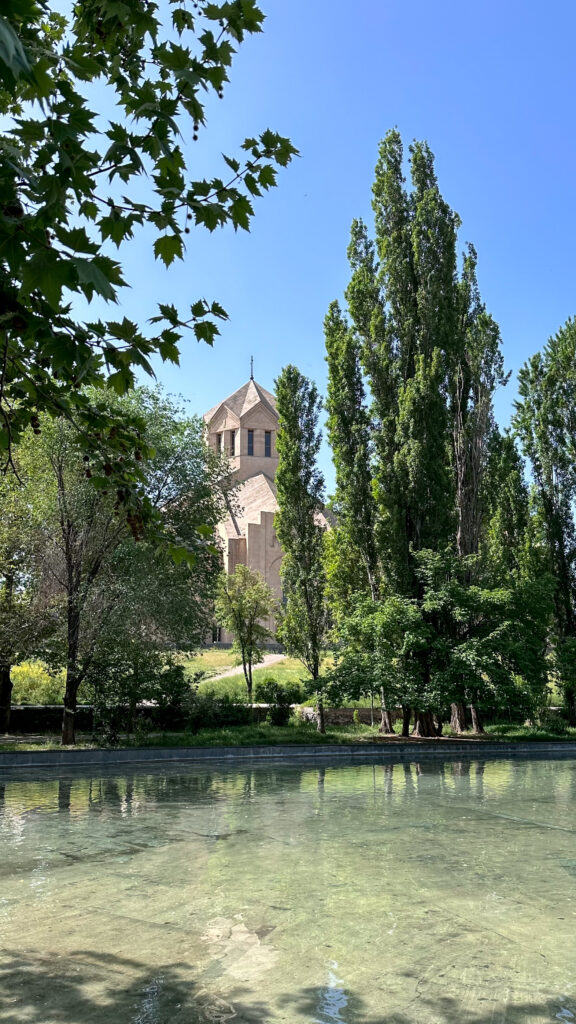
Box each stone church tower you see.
[204,377,283,638]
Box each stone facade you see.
[204,378,328,642]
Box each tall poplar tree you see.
[325,129,508,735]
[482,432,530,576]
[324,301,379,602]
[452,248,508,562]
[514,319,576,723]
[445,249,508,731]
[275,365,328,730]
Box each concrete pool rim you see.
[3,739,576,771]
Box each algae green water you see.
[1,757,576,1023]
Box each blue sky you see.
[111,0,576,490]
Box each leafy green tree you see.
[0,0,296,520]
[324,301,379,602]
[481,431,531,575]
[324,130,518,735]
[11,660,65,705]
[366,134,457,596]
[327,136,461,734]
[19,417,128,743]
[329,593,428,735]
[275,365,329,730]
[451,248,508,560]
[445,255,508,732]
[215,564,276,702]
[324,134,458,733]
[83,389,230,734]
[514,319,576,722]
[17,386,229,742]
[415,548,550,732]
[324,522,372,629]
[88,650,190,742]
[0,472,53,730]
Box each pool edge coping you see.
[3,739,576,770]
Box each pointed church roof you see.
[204,378,277,424]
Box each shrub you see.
[184,690,253,732]
[89,653,199,739]
[536,709,569,735]
[153,663,195,713]
[254,678,301,727]
[11,661,65,705]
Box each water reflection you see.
[312,961,350,1024]
[1,758,576,1022]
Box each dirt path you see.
[207,653,286,681]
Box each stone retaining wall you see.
[9,705,94,733]
[2,741,576,772]
[298,707,388,726]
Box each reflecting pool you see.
[1,757,576,1023]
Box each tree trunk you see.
[62,692,77,746]
[0,664,12,734]
[370,689,374,727]
[62,670,81,746]
[380,709,395,734]
[470,703,485,734]
[434,714,443,737]
[242,650,253,704]
[566,688,576,727]
[124,695,135,735]
[316,694,325,734]
[379,689,395,733]
[401,705,411,737]
[63,593,82,745]
[450,701,467,733]
[412,710,438,738]
[0,569,14,735]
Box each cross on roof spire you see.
[250,355,254,381]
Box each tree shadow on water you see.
[280,987,574,1023]
[0,952,572,1023]
[0,950,268,1024]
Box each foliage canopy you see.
[0,0,296,527]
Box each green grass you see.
[196,656,334,700]
[198,660,307,699]
[135,720,382,747]
[0,721,382,752]
[0,738,102,751]
[4,718,576,754]
[181,651,317,693]
[180,649,242,678]
[483,722,576,742]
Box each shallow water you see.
[1,757,576,1023]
